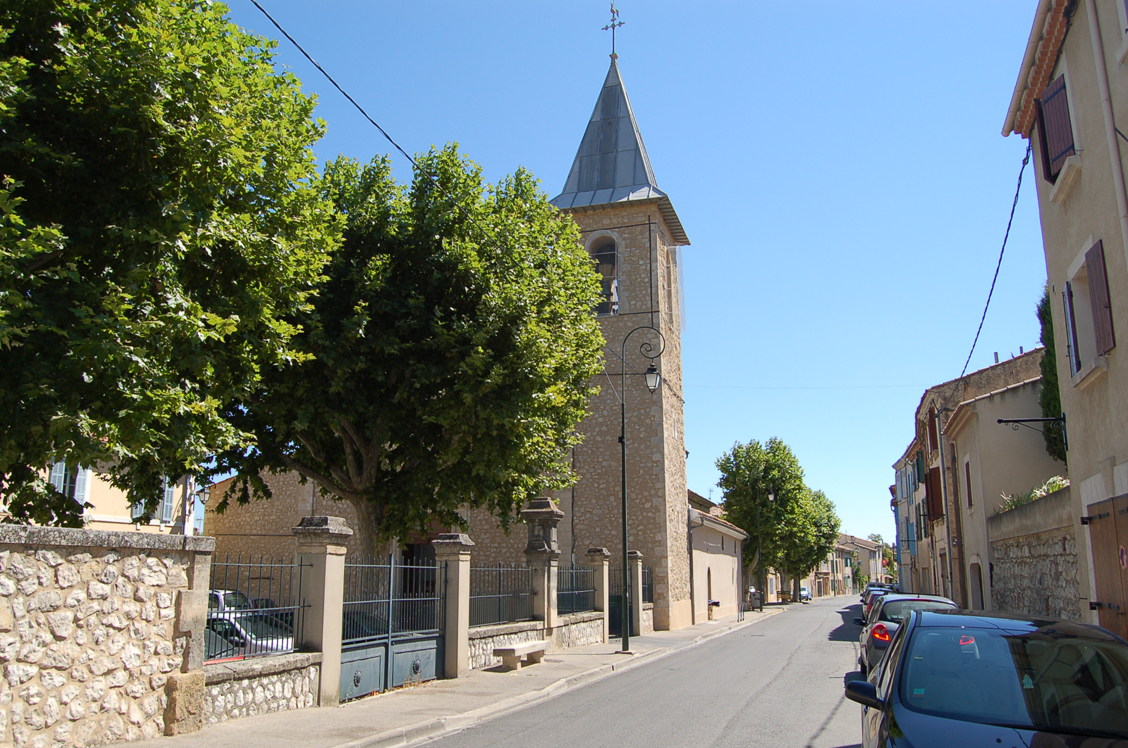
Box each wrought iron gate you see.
[340,555,446,701]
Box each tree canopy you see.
[715,437,840,585]
[213,150,606,550]
[0,0,338,524]
[1036,286,1066,464]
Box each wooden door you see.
[1088,496,1127,638]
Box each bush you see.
[996,475,1069,515]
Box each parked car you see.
[800,586,812,602]
[845,608,1128,746]
[860,582,890,604]
[853,594,956,675]
[204,625,244,661]
[207,612,294,657]
[862,588,890,618]
[208,589,252,614]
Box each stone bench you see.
[493,640,549,671]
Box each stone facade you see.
[203,654,320,724]
[640,603,653,635]
[468,622,544,671]
[467,611,605,671]
[0,525,213,747]
[987,488,1080,621]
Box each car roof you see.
[877,594,955,605]
[916,608,1126,642]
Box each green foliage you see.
[854,573,869,590]
[1037,286,1067,464]
[997,475,1069,515]
[0,0,337,524]
[716,437,841,581]
[867,533,883,545]
[214,148,605,546]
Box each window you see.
[160,478,177,524]
[1036,75,1076,183]
[589,238,618,316]
[927,408,938,452]
[964,460,973,509]
[49,462,88,506]
[1063,240,1116,375]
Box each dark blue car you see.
[845,609,1128,746]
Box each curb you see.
[333,607,786,748]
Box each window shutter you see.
[49,462,67,493]
[1086,240,1116,356]
[927,410,938,452]
[131,500,146,522]
[161,479,176,524]
[73,468,88,506]
[926,467,943,521]
[1063,284,1082,374]
[964,462,973,509]
[1037,75,1076,181]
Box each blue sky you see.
[222,1,1049,543]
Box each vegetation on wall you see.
[997,475,1069,515]
[1036,286,1067,464]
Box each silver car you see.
[854,593,956,675]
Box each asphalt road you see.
[423,596,866,748]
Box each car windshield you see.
[901,626,1128,737]
[220,591,251,610]
[880,600,954,623]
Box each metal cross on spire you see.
[602,2,624,59]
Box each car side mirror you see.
[852,617,865,626]
[845,680,884,710]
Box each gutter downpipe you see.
[1086,0,1128,273]
[936,415,957,603]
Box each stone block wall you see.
[203,653,320,724]
[990,529,1080,621]
[468,622,543,670]
[987,487,1079,621]
[641,603,654,635]
[0,525,213,747]
[551,612,604,650]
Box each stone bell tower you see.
[549,54,693,630]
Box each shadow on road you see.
[826,602,863,642]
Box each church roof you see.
[550,58,690,245]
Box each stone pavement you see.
[133,606,788,748]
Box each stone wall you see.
[551,612,604,650]
[0,525,213,747]
[468,622,543,670]
[203,653,320,724]
[988,488,1080,621]
[641,603,654,635]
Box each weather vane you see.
[602,2,624,59]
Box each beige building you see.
[0,463,207,537]
[1003,0,1128,631]
[688,506,747,620]
[944,376,1063,610]
[896,350,1044,604]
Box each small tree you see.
[214,149,605,551]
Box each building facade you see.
[1003,0,1128,632]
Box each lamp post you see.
[619,325,664,653]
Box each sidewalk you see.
[135,606,787,748]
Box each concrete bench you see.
[493,640,549,671]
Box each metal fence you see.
[608,566,626,636]
[469,564,534,627]
[642,565,654,604]
[206,554,309,663]
[557,565,596,615]
[342,556,446,645]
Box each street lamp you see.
[619,325,665,653]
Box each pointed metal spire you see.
[550,57,689,245]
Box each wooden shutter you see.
[73,468,87,506]
[926,467,943,521]
[964,461,973,509]
[1038,75,1076,181]
[1086,240,1116,356]
[927,409,938,452]
[49,462,67,493]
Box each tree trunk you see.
[341,495,382,559]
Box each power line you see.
[954,142,1032,384]
[247,0,500,247]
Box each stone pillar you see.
[522,498,564,632]
[164,536,215,736]
[586,547,610,643]
[432,532,474,679]
[628,550,644,638]
[292,516,353,707]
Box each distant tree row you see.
[715,437,841,600]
